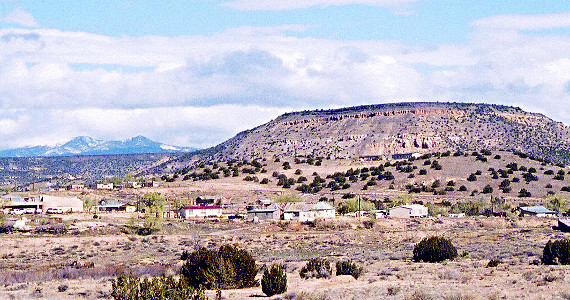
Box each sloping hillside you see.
[203,102,570,164]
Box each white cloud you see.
[222,0,423,11]
[2,7,39,27]
[471,12,570,30]
[0,12,570,149]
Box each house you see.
[281,202,336,222]
[142,181,160,188]
[370,209,387,218]
[66,184,85,191]
[124,182,141,189]
[96,183,114,190]
[389,205,428,218]
[247,204,281,221]
[98,200,136,212]
[256,199,272,207]
[391,153,421,160]
[41,195,84,213]
[4,195,84,214]
[312,202,336,219]
[519,206,557,217]
[179,205,222,219]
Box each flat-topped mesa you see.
[280,108,465,126]
[205,102,570,164]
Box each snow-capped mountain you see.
[0,136,197,158]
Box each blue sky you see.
[0,1,569,149]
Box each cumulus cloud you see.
[0,12,570,149]
[2,7,39,27]
[222,0,423,11]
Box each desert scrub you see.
[261,264,287,297]
[335,260,364,279]
[180,244,258,289]
[111,275,206,300]
[413,236,457,263]
[542,239,570,265]
[300,258,332,279]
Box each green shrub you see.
[299,258,332,279]
[335,260,364,279]
[261,265,287,297]
[542,239,570,265]
[413,236,457,263]
[111,275,206,300]
[180,245,258,290]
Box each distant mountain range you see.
[0,136,197,158]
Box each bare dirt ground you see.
[1,215,570,300]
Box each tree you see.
[180,245,258,290]
[544,195,569,213]
[140,193,165,231]
[261,265,287,297]
[83,196,96,213]
[337,197,375,213]
[413,236,457,263]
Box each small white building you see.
[282,202,335,222]
[179,205,222,219]
[389,204,428,218]
[96,183,114,190]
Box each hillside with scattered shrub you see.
[177,102,570,166]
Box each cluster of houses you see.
[57,181,159,192]
[2,191,566,224]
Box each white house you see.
[282,202,335,222]
[96,183,114,190]
[41,195,84,213]
[312,202,336,219]
[179,205,222,219]
[389,204,428,218]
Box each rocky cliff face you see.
[202,102,570,163]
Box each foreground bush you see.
[180,244,258,290]
[111,275,206,300]
[300,258,332,279]
[413,236,457,263]
[261,265,287,296]
[542,239,570,265]
[335,260,364,279]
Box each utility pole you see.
[358,196,361,222]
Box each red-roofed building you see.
[179,205,222,219]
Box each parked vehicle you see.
[46,208,64,214]
[10,209,25,215]
[24,208,36,214]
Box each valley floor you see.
[1,215,569,299]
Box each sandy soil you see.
[1,215,570,299]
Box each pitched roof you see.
[392,204,427,210]
[312,202,334,211]
[180,205,222,210]
[519,206,556,214]
[282,202,334,212]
